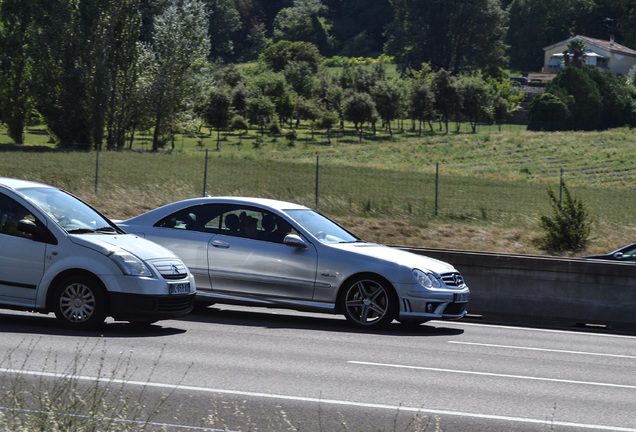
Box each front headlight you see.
[413,269,442,288]
[108,251,153,277]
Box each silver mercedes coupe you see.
[119,197,470,329]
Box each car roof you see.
[0,177,54,191]
[126,196,310,223]
[170,196,308,211]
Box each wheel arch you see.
[335,271,397,314]
[46,269,110,314]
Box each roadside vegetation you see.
[0,340,172,431]
[2,123,635,257]
[0,340,442,432]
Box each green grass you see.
[2,123,636,255]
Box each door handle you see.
[211,240,230,248]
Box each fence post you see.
[559,167,563,207]
[203,148,209,196]
[435,162,439,216]
[94,143,100,194]
[315,154,320,209]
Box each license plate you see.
[169,282,190,295]
[454,292,469,303]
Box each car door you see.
[144,203,224,290]
[0,194,47,305]
[206,205,318,301]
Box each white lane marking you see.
[348,361,636,390]
[448,341,636,359]
[2,367,635,432]
[436,320,636,339]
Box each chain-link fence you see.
[197,152,629,229]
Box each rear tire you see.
[340,275,397,329]
[54,275,107,329]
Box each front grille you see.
[152,259,188,280]
[157,296,194,313]
[441,272,465,288]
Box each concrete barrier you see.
[405,247,636,332]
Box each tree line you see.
[1,0,635,150]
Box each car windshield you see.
[285,209,360,244]
[19,187,113,232]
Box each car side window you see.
[0,193,37,239]
[155,204,222,233]
[220,205,297,243]
[620,247,636,260]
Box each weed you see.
[0,339,180,432]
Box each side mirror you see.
[283,234,307,248]
[18,219,43,239]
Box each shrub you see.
[539,179,592,253]
[527,93,570,131]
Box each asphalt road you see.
[1,305,635,432]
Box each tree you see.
[204,86,233,150]
[25,0,144,150]
[457,73,491,133]
[325,0,392,57]
[204,0,242,60]
[261,40,323,73]
[143,0,210,150]
[231,82,250,118]
[563,39,587,68]
[229,114,249,145]
[528,93,571,131]
[491,95,510,131]
[246,93,276,134]
[315,109,338,143]
[431,69,462,134]
[536,65,635,131]
[103,0,143,151]
[283,61,317,98]
[586,67,635,129]
[0,0,36,144]
[295,97,319,126]
[547,65,603,130]
[385,0,507,74]
[408,80,435,134]
[273,0,332,53]
[539,179,592,253]
[343,92,377,142]
[30,0,98,148]
[247,70,295,126]
[370,79,405,137]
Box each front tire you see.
[54,275,107,329]
[340,275,397,329]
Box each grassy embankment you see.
[2,123,636,256]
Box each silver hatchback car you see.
[0,177,195,329]
[120,197,470,328]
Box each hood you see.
[332,242,457,274]
[69,233,176,261]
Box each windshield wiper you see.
[96,226,117,233]
[67,226,117,234]
[66,228,96,234]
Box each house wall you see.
[608,52,636,75]
[543,41,636,75]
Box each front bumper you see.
[108,292,195,322]
[397,286,470,323]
